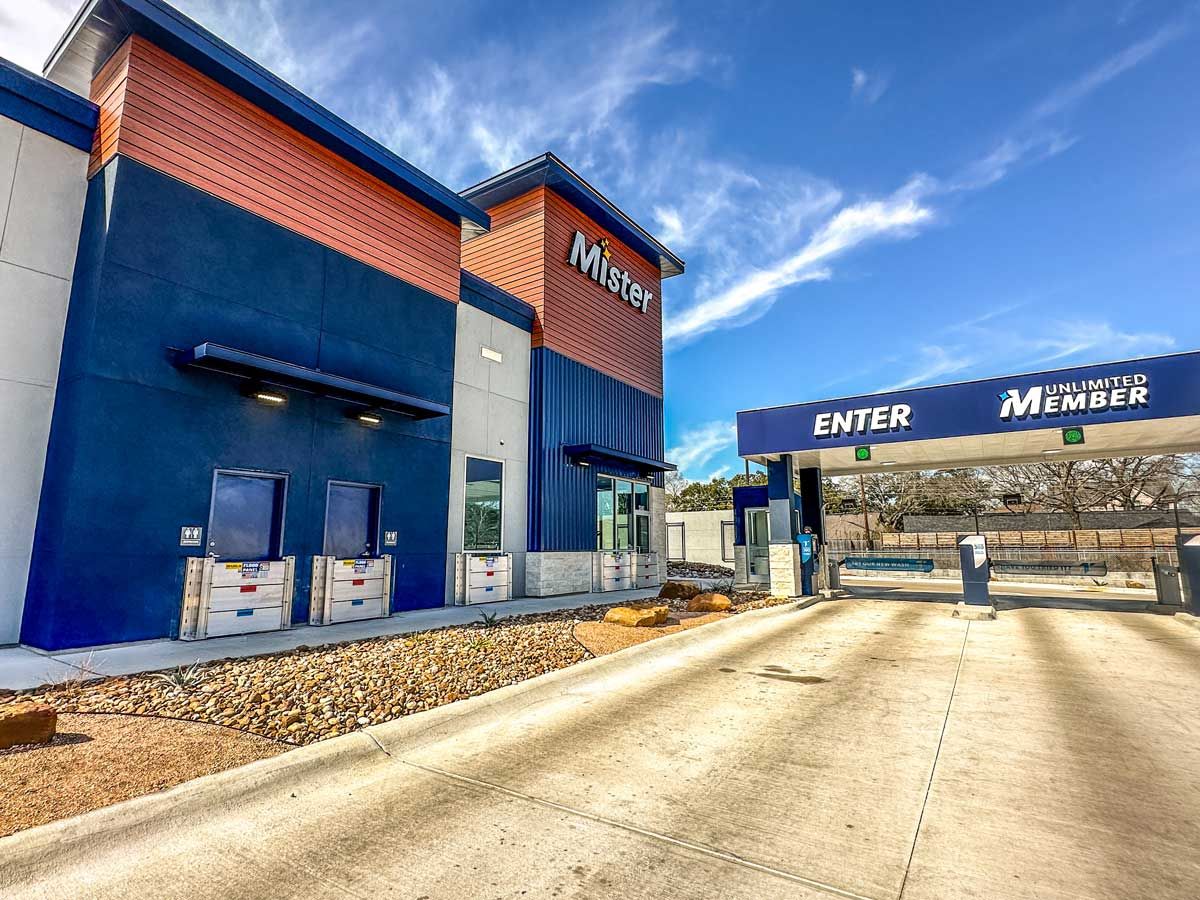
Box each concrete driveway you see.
[2,598,1198,899]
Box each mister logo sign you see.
[568,231,654,314]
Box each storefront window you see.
[634,482,650,552]
[634,482,649,511]
[596,476,650,552]
[616,480,633,549]
[464,457,502,551]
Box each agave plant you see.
[148,662,203,692]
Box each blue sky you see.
[7,0,1200,480]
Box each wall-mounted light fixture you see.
[347,408,383,428]
[242,382,287,406]
[577,459,591,467]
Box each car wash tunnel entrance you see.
[731,351,1200,615]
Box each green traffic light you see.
[1062,427,1085,446]
[855,446,872,461]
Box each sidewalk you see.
[0,588,663,692]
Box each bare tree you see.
[985,455,1192,527]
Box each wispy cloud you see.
[663,178,934,346]
[1029,20,1186,123]
[883,345,975,391]
[0,0,76,72]
[180,0,374,96]
[844,318,1176,396]
[667,421,737,480]
[342,5,708,187]
[850,67,890,104]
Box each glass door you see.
[745,507,770,584]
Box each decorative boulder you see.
[627,601,670,624]
[603,606,663,627]
[0,701,57,750]
[687,592,732,613]
[658,581,701,601]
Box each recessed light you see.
[348,408,383,428]
[1042,449,1063,455]
[243,383,287,406]
[880,461,897,466]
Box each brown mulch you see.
[574,611,731,655]
[0,713,286,838]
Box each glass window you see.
[596,476,614,550]
[464,457,502,551]
[635,514,650,553]
[616,480,633,550]
[634,482,649,511]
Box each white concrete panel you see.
[0,379,55,644]
[504,463,528,555]
[487,393,529,462]
[450,382,489,455]
[487,318,531,403]
[0,379,55,555]
[0,553,32,644]
[0,117,22,249]
[445,449,468,556]
[0,260,71,387]
[453,303,493,392]
[1,128,88,279]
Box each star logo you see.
[598,237,611,260]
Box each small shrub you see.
[478,610,500,628]
[147,662,203,692]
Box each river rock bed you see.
[14,594,779,747]
[667,561,735,579]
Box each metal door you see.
[324,482,381,558]
[667,522,686,561]
[746,507,770,584]
[207,471,287,561]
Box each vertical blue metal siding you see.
[528,348,666,552]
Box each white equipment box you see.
[593,551,634,591]
[455,552,512,605]
[633,551,661,589]
[179,557,295,641]
[309,556,393,625]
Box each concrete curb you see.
[0,597,824,874]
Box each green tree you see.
[667,472,767,512]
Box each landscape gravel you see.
[12,592,783,748]
[667,561,734,579]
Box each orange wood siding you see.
[460,188,547,345]
[541,190,663,397]
[461,186,664,397]
[88,36,460,303]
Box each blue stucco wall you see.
[732,486,768,546]
[528,348,665,553]
[21,157,456,650]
